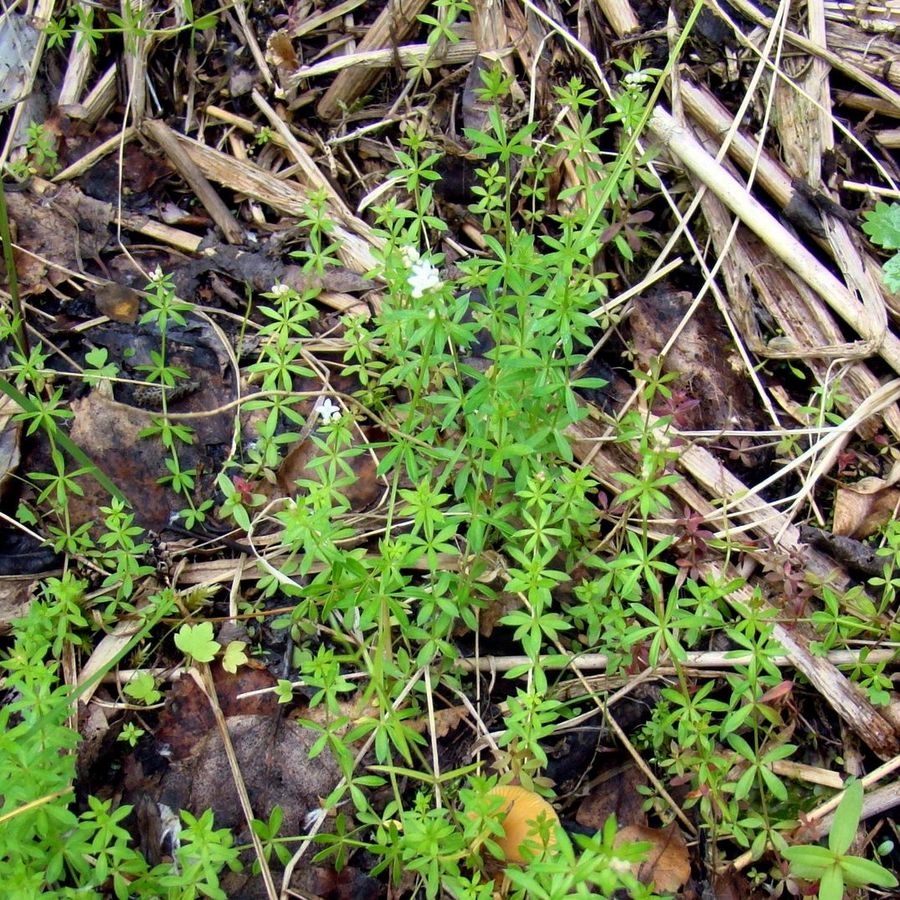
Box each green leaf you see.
[192,12,218,29]
[883,253,900,293]
[275,679,294,704]
[222,641,248,674]
[818,864,844,900]
[783,845,833,879]
[174,622,220,663]
[829,780,862,855]
[862,202,900,249]
[840,855,899,888]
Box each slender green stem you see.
[0,177,28,357]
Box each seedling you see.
[782,780,898,900]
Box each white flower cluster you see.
[314,396,342,423]
[269,282,292,298]
[407,257,442,299]
[623,70,654,87]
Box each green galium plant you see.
[782,780,898,900]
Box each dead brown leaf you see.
[155,663,279,760]
[615,823,691,893]
[3,183,111,292]
[0,394,21,499]
[833,458,900,538]
[0,575,37,632]
[576,763,648,831]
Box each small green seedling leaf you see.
[784,779,899,899]
[222,640,249,674]
[829,779,862,856]
[174,622,220,663]
[123,671,162,705]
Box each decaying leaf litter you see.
[0,0,899,896]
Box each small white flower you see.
[149,265,165,284]
[623,70,653,87]
[399,245,420,267]
[270,282,291,297]
[407,258,442,298]
[314,396,342,423]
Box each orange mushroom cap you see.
[486,785,560,864]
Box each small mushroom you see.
[486,785,560,863]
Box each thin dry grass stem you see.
[454,648,898,672]
[769,760,844,790]
[233,0,273,88]
[160,130,383,275]
[649,107,900,372]
[64,63,119,128]
[835,90,900,116]
[120,0,154,125]
[287,0,367,40]
[446,682,501,759]
[719,0,900,110]
[423,665,442,808]
[602,699,696,834]
[194,665,278,900]
[287,39,477,84]
[843,181,900,199]
[732,758,900,871]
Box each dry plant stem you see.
[844,181,900,199]
[316,0,433,121]
[424,665,442,808]
[720,0,900,110]
[233,0,273,87]
[594,0,640,36]
[53,127,139,182]
[142,119,245,245]
[57,28,93,107]
[72,64,119,127]
[732,755,900,871]
[648,106,900,374]
[121,0,155,124]
[194,665,278,900]
[771,623,899,759]
[288,0,366,39]
[602,696,696,835]
[117,210,206,254]
[835,90,900,117]
[454,648,898,672]
[0,180,27,357]
[286,40,477,84]
[205,105,295,152]
[250,90,359,228]
[168,131,381,277]
[0,0,55,167]
[769,760,843,789]
[567,417,900,759]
